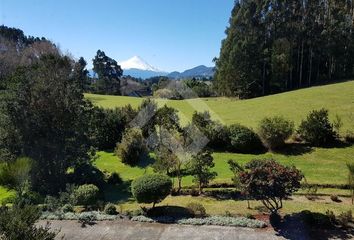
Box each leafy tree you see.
[116,128,147,166]
[298,109,337,146]
[131,174,172,208]
[227,159,244,190]
[73,57,90,92]
[189,150,217,194]
[92,50,122,95]
[258,116,294,150]
[0,54,94,194]
[155,105,180,143]
[0,205,57,240]
[89,107,125,150]
[239,159,303,214]
[137,98,158,138]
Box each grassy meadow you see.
[86,80,354,132]
[2,81,354,215]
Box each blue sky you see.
[0,0,234,72]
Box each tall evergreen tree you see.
[215,0,354,98]
[92,50,122,95]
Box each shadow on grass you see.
[273,143,313,156]
[103,180,134,203]
[273,212,354,240]
[136,154,155,168]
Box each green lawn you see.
[86,80,354,132]
[95,145,354,187]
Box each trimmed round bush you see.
[131,174,172,207]
[298,109,337,146]
[116,128,147,166]
[258,116,294,150]
[104,203,117,215]
[73,184,99,206]
[228,124,263,153]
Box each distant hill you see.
[167,65,214,79]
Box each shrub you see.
[104,203,117,215]
[116,128,147,166]
[131,174,172,207]
[73,184,99,206]
[177,216,267,228]
[186,202,206,217]
[240,159,303,214]
[258,116,294,150]
[298,109,337,146]
[228,124,263,153]
[330,195,340,202]
[106,172,123,185]
[70,164,105,187]
[0,205,57,239]
[61,204,74,213]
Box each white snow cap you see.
[119,56,160,71]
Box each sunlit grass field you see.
[86,80,354,132]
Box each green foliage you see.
[298,109,337,146]
[0,205,57,240]
[189,151,217,194]
[70,164,105,187]
[131,174,172,206]
[186,202,206,217]
[104,203,118,215]
[215,0,354,98]
[89,107,126,150]
[92,50,122,95]
[227,159,244,190]
[258,116,294,150]
[0,158,32,200]
[0,54,94,194]
[240,159,303,213]
[116,128,147,166]
[61,204,74,213]
[106,172,122,185]
[73,184,99,206]
[228,124,263,153]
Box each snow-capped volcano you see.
[119,56,160,71]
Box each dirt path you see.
[39,220,285,240]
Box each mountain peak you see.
[119,56,160,72]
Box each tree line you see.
[215,0,354,98]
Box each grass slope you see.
[86,80,354,132]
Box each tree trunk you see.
[308,47,313,86]
[299,41,304,87]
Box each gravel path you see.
[39,220,285,240]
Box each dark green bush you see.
[131,174,172,207]
[258,116,294,150]
[298,109,337,146]
[228,124,263,153]
[73,184,99,206]
[106,172,123,185]
[70,164,105,187]
[301,210,335,229]
[116,128,147,166]
[186,202,206,217]
[0,205,57,240]
[104,203,118,215]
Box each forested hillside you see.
[215,0,354,98]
